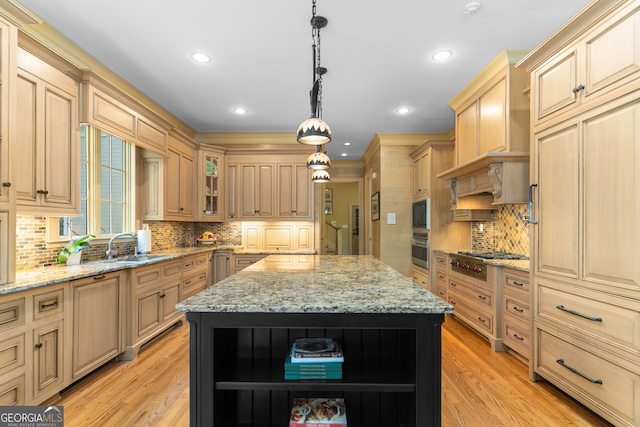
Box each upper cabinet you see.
[14,48,79,215]
[438,50,531,209]
[450,50,531,165]
[225,151,313,221]
[413,149,431,200]
[196,146,225,221]
[532,2,640,126]
[140,133,196,222]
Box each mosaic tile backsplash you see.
[14,216,242,270]
[471,204,530,257]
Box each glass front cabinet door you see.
[197,148,225,221]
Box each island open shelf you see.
[186,311,444,426]
[177,255,453,426]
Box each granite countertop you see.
[1,247,215,296]
[176,255,454,315]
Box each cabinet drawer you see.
[234,255,265,271]
[32,287,64,321]
[449,279,493,308]
[0,374,25,406]
[0,298,25,333]
[131,265,161,291]
[448,295,493,333]
[435,254,447,268]
[182,272,207,300]
[161,260,182,282]
[435,269,447,286]
[503,319,530,355]
[504,270,529,293]
[436,285,447,301]
[505,296,530,321]
[183,254,208,274]
[538,281,640,354]
[0,334,25,378]
[537,326,640,426]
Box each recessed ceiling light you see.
[191,52,210,63]
[233,107,247,115]
[464,2,481,15]
[432,51,452,61]
[344,142,351,146]
[396,107,411,114]
[341,153,348,157]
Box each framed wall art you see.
[371,192,380,221]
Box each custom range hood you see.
[437,152,529,211]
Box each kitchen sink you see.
[112,254,168,264]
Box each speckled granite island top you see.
[176,254,453,315]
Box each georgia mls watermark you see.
[0,406,63,427]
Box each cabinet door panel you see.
[582,100,640,290]
[456,101,478,165]
[179,152,194,217]
[535,123,579,277]
[162,283,181,323]
[14,73,38,204]
[32,320,64,400]
[165,148,181,216]
[44,86,75,207]
[137,291,161,339]
[535,50,578,122]
[478,78,506,155]
[257,164,273,217]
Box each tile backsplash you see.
[471,204,530,256]
[15,216,242,270]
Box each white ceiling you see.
[17,0,591,160]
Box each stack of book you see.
[285,338,344,380]
[289,397,347,426]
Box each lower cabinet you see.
[31,319,64,403]
[412,265,430,291]
[434,253,448,301]
[213,250,231,284]
[232,254,266,274]
[500,268,530,360]
[70,272,123,381]
[181,253,208,299]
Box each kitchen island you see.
[176,255,453,426]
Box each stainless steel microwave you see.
[412,199,430,230]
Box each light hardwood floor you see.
[56,315,612,426]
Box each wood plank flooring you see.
[56,315,612,426]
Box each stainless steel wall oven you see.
[411,232,429,269]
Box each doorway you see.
[320,179,363,255]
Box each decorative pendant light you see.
[307,145,331,170]
[311,169,331,183]
[297,0,332,146]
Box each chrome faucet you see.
[105,232,136,259]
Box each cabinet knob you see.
[1,182,10,187]
[36,189,49,195]
[572,84,585,93]
[35,343,43,349]
[160,294,166,299]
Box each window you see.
[53,125,135,240]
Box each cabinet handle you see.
[556,359,602,384]
[512,281,524,287]
[477,317,487,323]
[1,182,10,187]
[525,184,538,224]
[513,333,524,341]
[571,84,585,93]
[35,343,43,349]
[478,295,486,300]
[93,275,106,280]
[160,294,166,298]
[39,300,58,312]
[254,210,260,213]
[556,305,602,322]
[36,189,49,195]
[513,306,524,313]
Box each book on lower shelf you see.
[289,398,347,426]
[290,338,344,364]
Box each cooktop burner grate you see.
[457,251,529,260]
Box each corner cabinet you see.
[519,1,640,425]
[15,48,79,215]
[196,147,225,221]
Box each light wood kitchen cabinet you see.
[125,258,184,360]
[213,250,231,284]
[70,272,123,381]
[532,1,640,127]
[165,135,195,220]
[0,17,16,285]
[238,163,274,218]
[29,284,66,404]
[449,50,530,166]
[0,295,26,405]
[197,147,225,221]
[140,134,196,221]
[501,268,530,360]
[412,265,430,291]
[225,163,238,219]
[181,253,208,300]
[412,149,431,199]
[14,48,79,215]
[434,252,448,301]
[518,1,640,424]
[277,163,312,218]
